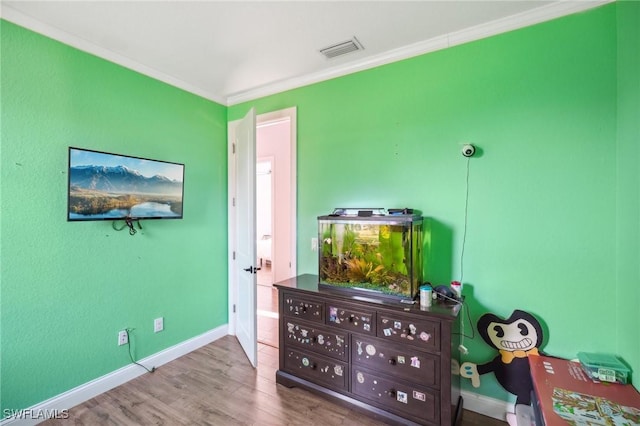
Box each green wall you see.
[616,0,640,392]
[0,20,228,413]
[230,3,639,398]
[1,1,637,414]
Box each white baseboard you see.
[461,389,514,422]
[1,325,229,426]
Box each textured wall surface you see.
[230,3,639,398]
[615,0,640,390]
[1,20,228,413]
[1,1,637,414]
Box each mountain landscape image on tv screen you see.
[68,147,184,221]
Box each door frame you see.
[228,107,297,336]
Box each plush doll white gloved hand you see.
[460,362,481,387]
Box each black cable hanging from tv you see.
[112,217,142,235]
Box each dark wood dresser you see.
[274,274,463,426]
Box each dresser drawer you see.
[283,294,324,323]
[377,313,440,352]
[284,348,348,391]
[284,319,348,361]
[352,367,439,424]
[325,302,375,335]
[352,336,439,388]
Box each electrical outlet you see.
[118,330,128,346]
[154,317,164,333]
[311,237,318,251]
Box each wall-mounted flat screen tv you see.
[68,147,184,221]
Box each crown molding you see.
[1,0,614,107]
[0,3,227,105]
[447,0,614,47]
[226,0,614,106]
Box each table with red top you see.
[529,355,640,425]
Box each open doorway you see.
[227,107,296,358]
[255,109,296,348]
[256,158,273,286]
[256,156,277,347]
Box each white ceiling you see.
[1,1,609,105]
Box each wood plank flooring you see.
[42,336,506,426]
[257,283,279,348]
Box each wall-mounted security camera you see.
[462,144,476,157]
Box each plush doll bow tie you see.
[499,348,539,364]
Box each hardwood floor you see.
[43,336,506,426]
[257,264,279,348]
[257,283,279,348]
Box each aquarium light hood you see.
[328,207,419,217]
[329,208,415,217]
[330,208,386,217]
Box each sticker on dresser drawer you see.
[285,321,348,361]
[326,304,375,334]
[284,296,324,322]
[378,315,440,351]
[284,348,348,391]
[352,367,439,423]
[353,337,440,387]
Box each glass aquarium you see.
[318,209,423,300]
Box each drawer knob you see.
[388,358,397,366]
[302,357,316,369]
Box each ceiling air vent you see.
[320,37,364,59]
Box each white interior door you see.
[234,108,257,367]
